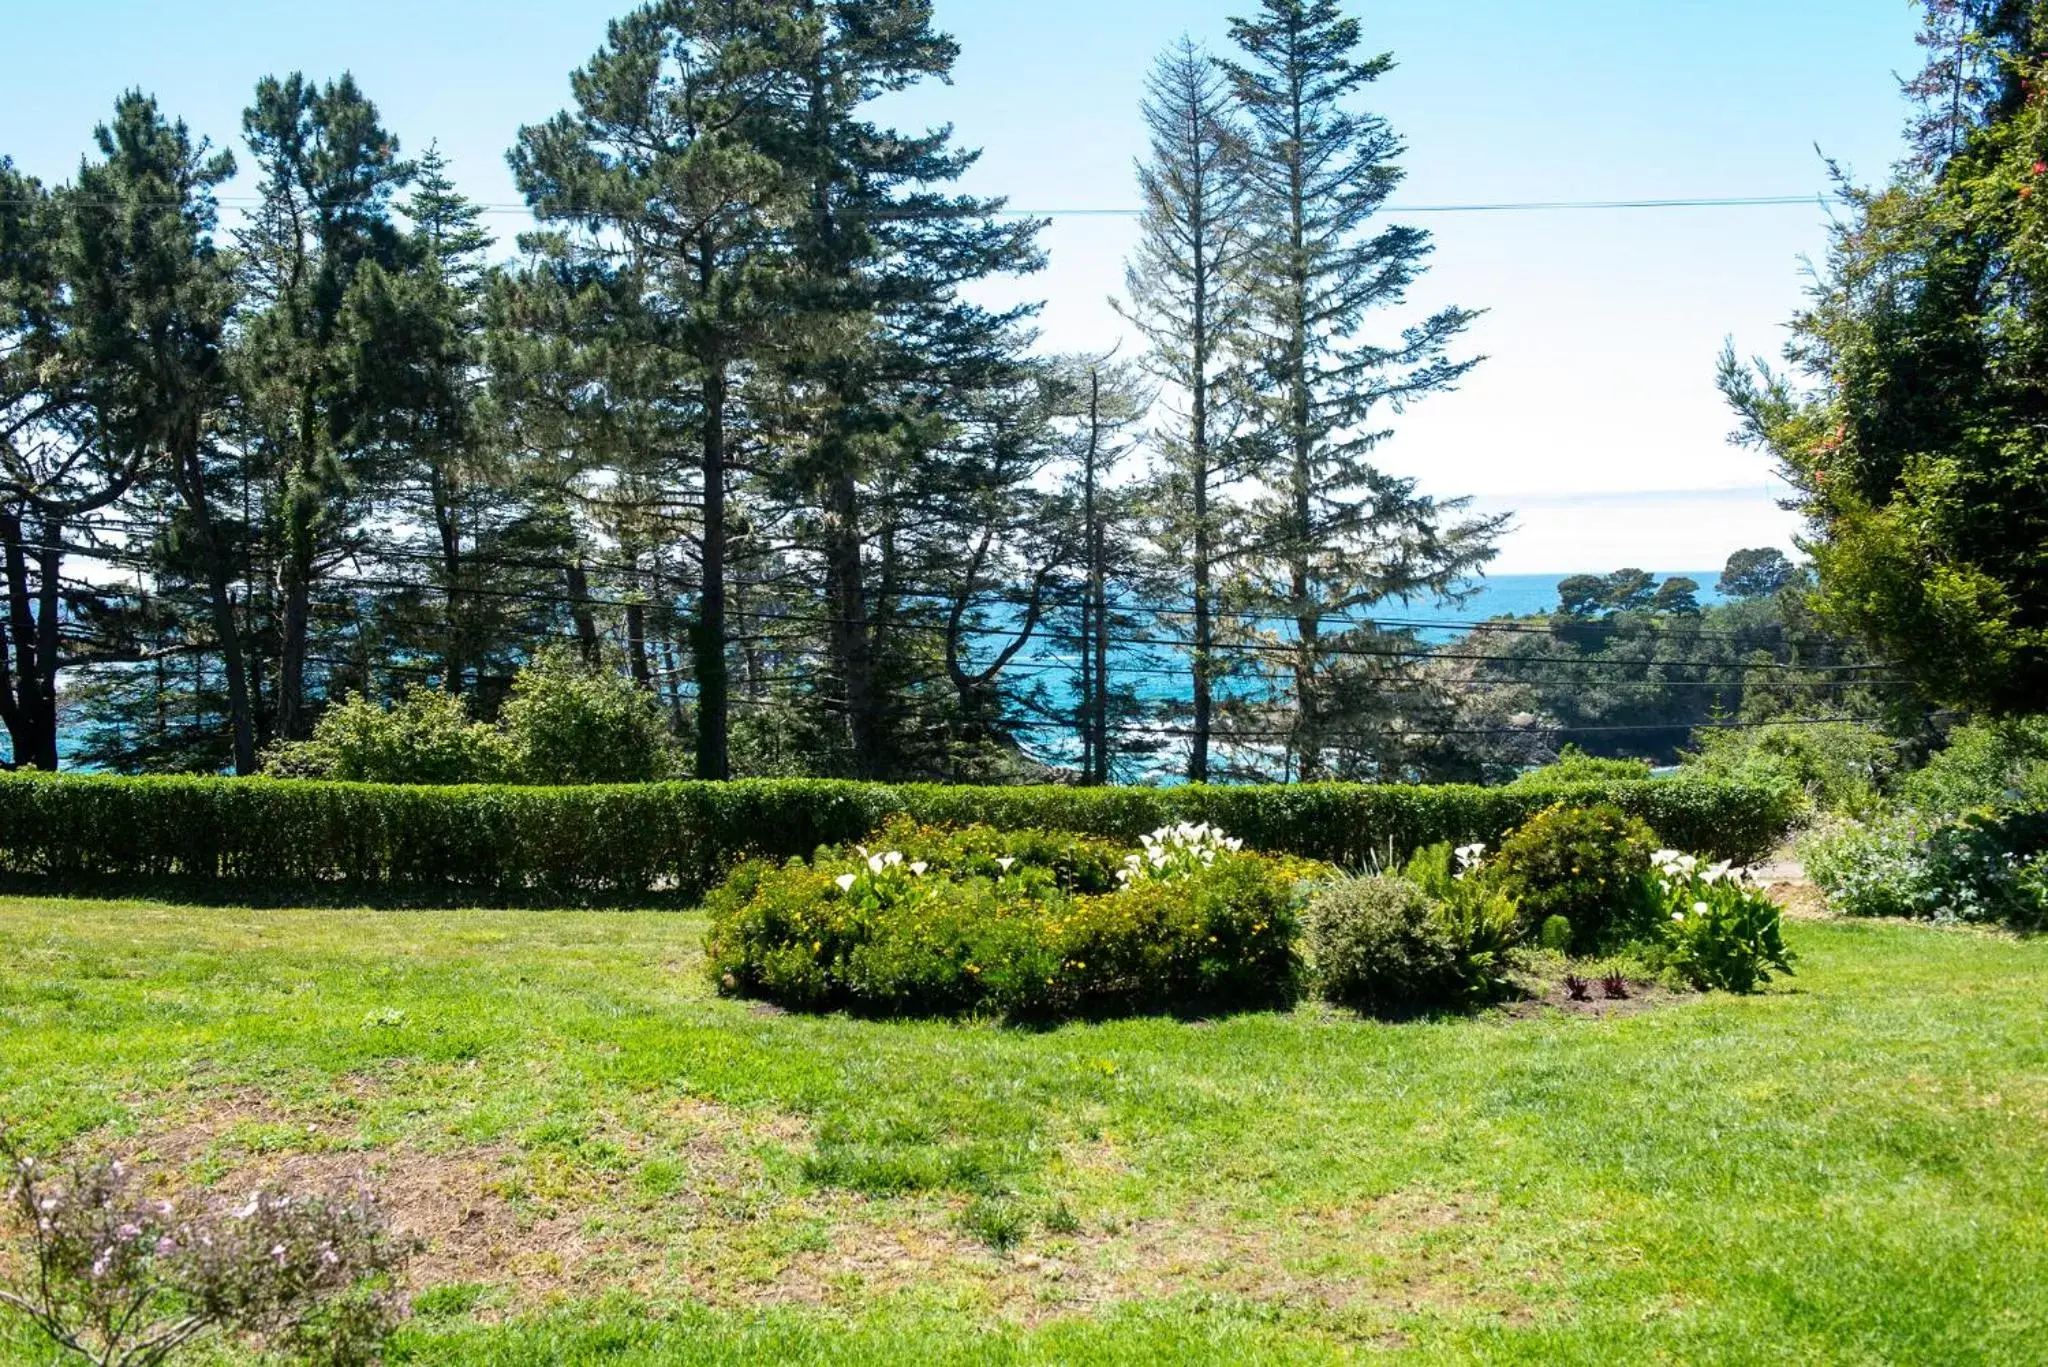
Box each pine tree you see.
[0,98,240,770]
[756,0,1046,779]
[234,72,417,741]
[1222,0,1503,781]
[513,1,802,780]
[1118,37,1256,784]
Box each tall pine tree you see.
[1118,37,1257,783]
[1223,0,1502,781]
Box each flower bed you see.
[705,820,1311,1021]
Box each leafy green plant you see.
[1401,842,1522,1003]
[1485,804,1660,952]
[1650,851,1795,993]
[261,689,511,785]
[1304,876,1459,1014]
[0,772,1790,908]
[1804,809,2048,931]
[1538,915,1574,952]
[498,647,683,786]
[1511,746,1654,786]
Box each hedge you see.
[0,772,1795,905]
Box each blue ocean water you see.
[42,573,1720,772]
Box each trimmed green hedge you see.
[0,772,1794,905]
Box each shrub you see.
[1804,808,2048,930]
[261,689,511,785]
[1649,850,1795,993]
[897,776,1793,868]
[1680,721,1899,819]
[0,772,1789,907]
[499,647,683,786]
[1538,915,1575,952]
[1304,876,1459,1013]
[705,824,1304,1021]
[1898,717,2048,816]
[1511,746,1654,786]
[0,1137,407,1367]
[1485,804,1660,953]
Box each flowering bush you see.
[1115,822,1246,886]
[1803,808,2048,930]
[1650,850,1795,993]
[0,1135,407,1367]
[706,821,1306,1021]
[1483,804,1660,952]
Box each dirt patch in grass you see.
[1501,977,1697,1022]
[1768,880,1832,920]
[79,1087,1551,1331]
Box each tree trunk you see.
[431,469,466,693]
[824,469,880,778]
[693,362,731,781]
[564,562,600,665]
[0,511,57,771]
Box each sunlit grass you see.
[0,896,2042,1363]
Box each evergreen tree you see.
[513,0,803,780]
[1118,37,1257,784]
[756,0,1046,779]
[1222,0,1503,781]
[234,72,417,740]
[0,98,241,770]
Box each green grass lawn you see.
[0,897,2043,1365]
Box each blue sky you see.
[0,0,1926,572]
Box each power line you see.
[0,192,1835,220]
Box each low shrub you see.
[1511,746,1654,786]
[1484,804,1660,953]
[1897,717,2048,816]
[261,689,513,785]
[0,1135,408,1367]
[705,823,1305,1021]
[1680,721,1899,819]
[1649,850,1795,993]
[263,648,683,788]
[1304,876,1460,1014]
[1804,808,2048,930]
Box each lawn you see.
[0,896,2043,1364]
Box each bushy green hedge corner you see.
[0,772,1792,903]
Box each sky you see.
[0,0,1928,574]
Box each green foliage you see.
[1898,717,2048,816]
[1648,852,1795,994]
[1538,915,1575,953]
[1400,841,1523,1000]
[1511,746,1653,787]
[498,648,682,786]
[1303,876,1459,1014]
[262,690,511,785]
[1804,808,2048,931]
[704,824,1303,1022]
[1485,804,1659,952]
[0,773,1790,906]
[1719,11,2048,712]
[261,652,681,788]
[1680,721,1899,818]
[1307,845,1521,1013]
